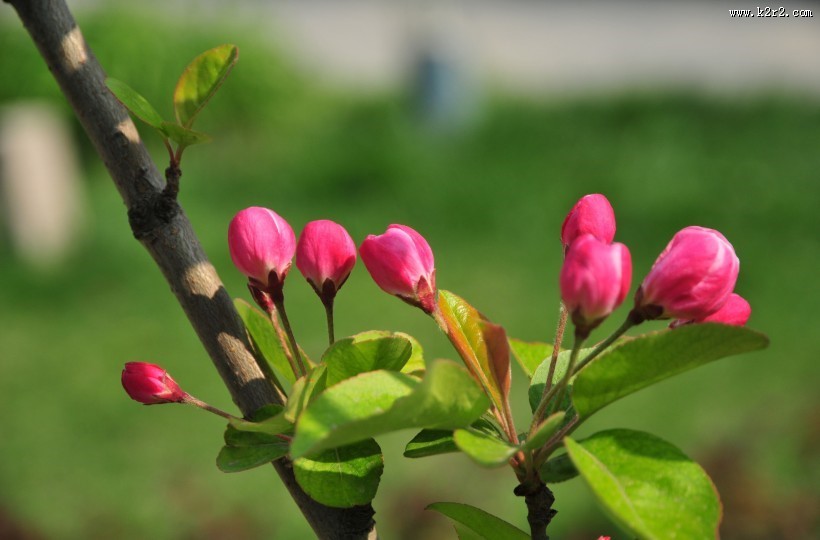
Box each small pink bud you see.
[672,293,751,328]
[561,194,616,248]
[121,362,187,405]
[597,537,611,540]
[636,226,739,321]
[560,234,632,332]
[228,207,295,297]
[296,220,357,302]
[360,224,437,313]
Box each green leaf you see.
[174,44,238,127]
[403,417,502,459]
[573,324,770,418]
[509,338,554,379]
[160,121,211,149]
[229,411,291,436]
[565,429,721,539]
[399,332,426,376]
[105,78,164,129]
[291,360,489,458]
[284,365,328,423]
[539,452,579,484]
[235,299,296,386]
[427,502,530,540]
[521,412,565,452]
[217,405,290,473]
[528,347,594,412]
[293,439,383,508]
[403,429,458,458]
[323,331,414,386]
[438,290,512,414]
[453,428,517,467]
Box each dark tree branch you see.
[515,481,557,540]
[5,0,376,538]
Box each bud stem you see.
[323,298,336,346]
[546,332,586,419]
[543,302,568,397]
[273,298,307,377]
[182,395,240,421]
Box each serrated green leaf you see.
[438,290,511,416]
[427,502,529,540]
[174,44,238,127]
[323,331,414,386]
[293,439,383,508]
[291,360,489,458]
[235,299,295,386]
[521,412,565,452]
[105,78,164,129]
[539,452,579,484]
[509,338,554,379]
[160,121,211,148]
[573,324,769,418]
[284,365,327,423]
[453,428,517,467]
[565,429,721,539]
[528,347,594,412]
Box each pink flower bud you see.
[671,293,751,328]
[296,220,357,302]
[121,362,187,405]
[636,226,739,321]
[228,207,296,295]
[359,224,437,313]
[561,194,616,248]
[560,234,632,331]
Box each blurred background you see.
[1,1,818,538]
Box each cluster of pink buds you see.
[558,194,751,336]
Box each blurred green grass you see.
[1,8,819,540]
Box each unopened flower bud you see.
[636,226,739,321]
[296,220,357,303]
[121,362,187,405]
[360,224,437,313]
[671,293,751,328]
[561,194,616,249]
[228,207,295,300]
[560,234,632,333]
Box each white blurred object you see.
[0,102,86,268]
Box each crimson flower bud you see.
[561,194,617,248]
[560,234,632,333]
[636,226,739,321]
[228,207,295,299]
[671,293,751,328]
[360,224,437,313]
[121,362,187,405]
[296,220,357,303]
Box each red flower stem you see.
[182,395,239,421]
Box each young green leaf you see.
[538,452,579,484]
[160,121,211,149]
[509,338,554,379]
[528,347,594,412]
[229,410,291,436]
[572,324,769,418]
[427,502,530,540]
[403,417,501,459]
[521,412,565,452]
[235,299,296,385]
[438,290,512,416]
[453,428,517,467]
[173,44,238,127]
[322,331,414,386]
[284,365,328,423]
[105,78,164,129]
[291,360,489,458]
[565,429,721,539]
[217,406,291,473]
[293,439,383,508]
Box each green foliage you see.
[216,405,290,473]
[173,44,238,128]
[293,439,383,508]
[573,324,770,418]
[290,360,489,458]
[528,347,594,412]
[538,452,579,484]
[322,331,415,386]
[403,417,502,459]
[453,429,518,467]
[565,429,721,539]
[235,299,296,386]
[105,78,164,128]
[509,338,554,379]
[427,502,530,540]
